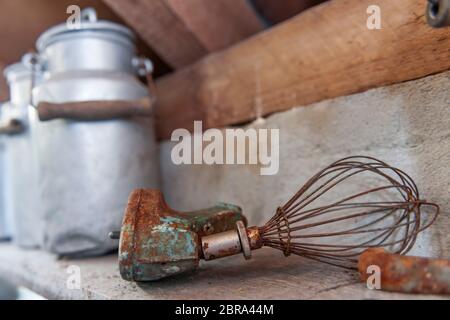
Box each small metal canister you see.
[1,54,43,247]
[32,8,160,257]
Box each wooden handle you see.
[358,248,450,295]
[37,98,154,121]
[0,120,25,135]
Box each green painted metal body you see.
[118,189,246,281]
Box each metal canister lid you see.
[36,7,136,52]
[3,53,37,84]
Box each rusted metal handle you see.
[0,119,25,135]
[358,248,450,295]
[37,97,154,121]
[117,189,247,281]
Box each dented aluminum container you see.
[2,55,43,247]
[33,8,160,257]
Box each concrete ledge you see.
[0,243,447,300]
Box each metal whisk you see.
[113,155,441,281]
[201,156,440,270]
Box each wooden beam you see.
[103,0,206,69]
[154,0,450,140]
[251,0,328,25]
[166,0,264,52]
[103,0,264,68]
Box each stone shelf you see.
[0,243,447,300]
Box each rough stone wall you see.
[160,71,450,258]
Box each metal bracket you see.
[426,0,450,28]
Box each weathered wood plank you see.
[166,0,264,51]
[103,0,264,68]
[154,0,450,140]
[103,0,207,69]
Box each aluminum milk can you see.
[33,8,160,257]
[0,102,13,240]
[2,54,43,247]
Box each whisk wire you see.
[258,156,440,269]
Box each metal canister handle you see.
[132,57,157,102]
[427,0,450,27]
[37,98,154,122]
[21,52,41,69]
[36,56,156,121]
[81,7,98,23]
[0,119,25,135]
[132,57,154,77]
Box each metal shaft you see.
[201,222,263,261]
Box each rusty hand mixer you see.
[110,156,440,282]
